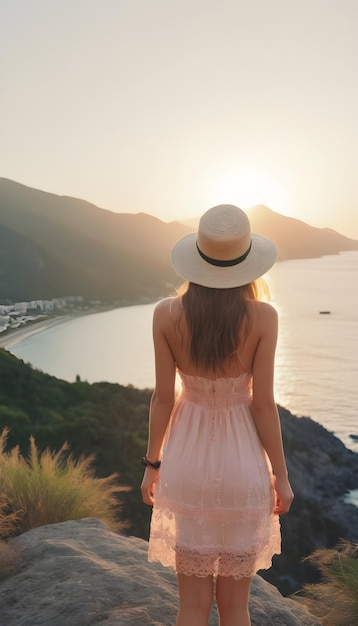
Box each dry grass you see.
[0,497,18,539]
[299,540,358,626]
[0,498,20,578]
[0,540,19,580]
[0,427,129,537]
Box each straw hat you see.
[171,204,277,288]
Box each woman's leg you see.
[176,573,214,626]
[215,575,252,626]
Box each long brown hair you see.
[180,281,261,373]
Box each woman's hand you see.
[273,475,294,515]
[141,467,160,506]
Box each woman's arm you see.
[250,303,294,514]
[141,300,176,506]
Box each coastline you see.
[0,304,119,351]
[0,316,71,350]
[2,296,357,458]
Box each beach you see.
[0,316,70,351]
[0,301,123,352]
[6,253,357,454]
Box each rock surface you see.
[265,407,358,593]
[0,518,320,626]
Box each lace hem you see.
[149,537,281,579]
[175,546,274,579]
[148,514,281,579]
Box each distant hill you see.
[1,179,357,302]
[181,205,358,262]
[248,205,358,260]
[0,178,190,302]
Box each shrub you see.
[0,498,19,578]
[299,540,358,625]
[0,538,18,580]
[0,428,129,536]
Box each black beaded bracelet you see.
[141,455,161,470]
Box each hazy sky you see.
[1,0,358,237]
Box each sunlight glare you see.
[207,167,287,212]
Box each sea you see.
[7,251,358,456]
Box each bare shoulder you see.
[154,297,173,312]
[251,300,278,328]
[153,297,181,323]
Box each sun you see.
[206,166,287,212]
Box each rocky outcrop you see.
[281,407,358,536]
[0,518,320,626]
[266,408,358,593]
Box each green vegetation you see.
[0,347,357,596]
[299,541,358,626]
[0,428,128,537]
[0,348,152,537]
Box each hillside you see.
[0,178,189,302]
[182,204,358,262]
[1,178,358,302]
[0,348,357,595]
[248,204,358,260]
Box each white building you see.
[14,302,28,313]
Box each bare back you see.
[155,295,276,380]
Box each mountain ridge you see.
[181,203,358,261]
[1,178,357,302]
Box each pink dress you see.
[148,370,281,579]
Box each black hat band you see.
[196,241,252,267]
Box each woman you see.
[141,204,294,626]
